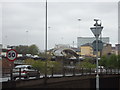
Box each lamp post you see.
[77,18,82,37]
[77,18,82,64]
[44,0,47,85]
[26,30,28,45]
[90,19,103,90]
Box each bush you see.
[24,59,62,74]
[76,60,96,69]
[99,54,120,69]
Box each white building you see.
[77,37,109,48]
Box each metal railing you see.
[2,67,120,81]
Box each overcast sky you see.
[0,0,119,51]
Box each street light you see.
[77,18,82,64]
[26,30,29,46]
[90,19,103,90]
[77,18,82,37]
[78,18,81,21]
[44,0,48,85]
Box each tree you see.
[117,55,120,68]
[76,58,96,69]
[15,45,29,55]
[24,59,62,74]
[99,55,108,68]
[107,54,117,68]
[77,62,96,68]
[28,44,39,55]
[15,44,40,56]
[24,59,45,73]
[99,54,118,68]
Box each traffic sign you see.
[6,49,18,61]
[92,40,103,51]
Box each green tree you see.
[28,44,39,55]
[78,62,96,68]
[24,59,62,74]
[99,55,108,67]
[15,45,29,55]
[117,55,120,68]
[15,44,40,56]
[85,57,95,64]
[24,59,45,73]
[76,58,96,69]
[24,58,35,65]
[99,54,118,68]
[108,54,117,68]
[47,61,62,73]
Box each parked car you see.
[95,66,106,73]
[12,65,40,80]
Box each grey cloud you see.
[2,2,118,50]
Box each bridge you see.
[2,67,120,89]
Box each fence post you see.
[10,69,13,81]
[63,67,65,77]
[19,68,21,80]
[108,68,110,74]
[90,68,91,75]
[85,68,87,75]
[73,67,75,76]
[110,69,112,74]
[101,68,102,75]
[106,68,107,75]
[51,67,53,77]
[114,69,115,74]
[118,68,120,74]
[81,68,83,75]
[116,69,118,74]
[117,68,118,74]
[3,68,4,77]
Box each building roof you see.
[81,43,93,47]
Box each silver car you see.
[12,65,40,80]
